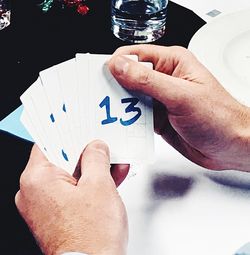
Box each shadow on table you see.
[205,171,250,192]
[150,174,195,199]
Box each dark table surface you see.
[0,1,205,254]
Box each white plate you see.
[171,0,250,22]
[188,8,250,107]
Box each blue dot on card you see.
[62,103,67,113]
[50,113,55,123]
[62,149,69,161]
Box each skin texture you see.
[15,141,129,255]
[108,44,250,171]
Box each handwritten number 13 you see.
[99,96,142,126]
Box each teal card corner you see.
[0,105,33,142]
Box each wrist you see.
[225,105,250,171]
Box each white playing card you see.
[75,53,91,152]
[56,58,81,159]
[20,79,57,164]
[20,53,154,174]
[39,66,77,170]
[75,53,141,159]
[20,109,52,161]
[88,54,154,163]
[21,78,73,173]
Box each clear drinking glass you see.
[0,0,10,30]
[111,0,168,43]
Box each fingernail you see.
[90,140,109,157]
[114,56,129,75]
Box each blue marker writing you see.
[50,113,55,123]
[61,149,69,161]
[99,96,117,125]
[62,103,67,113]
[120,97,141,126]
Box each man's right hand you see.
[108,45,250,172]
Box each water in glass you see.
[111,0,168,43]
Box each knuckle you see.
[19,169,40,190]
[172,45,187,53]
[14,191,21,208]
[88,141,109,157]
[19,171,28,188]
[85,174,111,187]
[14,191,27,217]
[138,69,153,86]
[172,46,193,58]
[85,150,109,165]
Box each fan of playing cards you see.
[20,54,154,174]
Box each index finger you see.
[22,144,77,187]
[112,44,199,75]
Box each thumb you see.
[108,55,192,108]
[78,140,112,186]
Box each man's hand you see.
[15,141,129,255]
[108,45,250,171]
